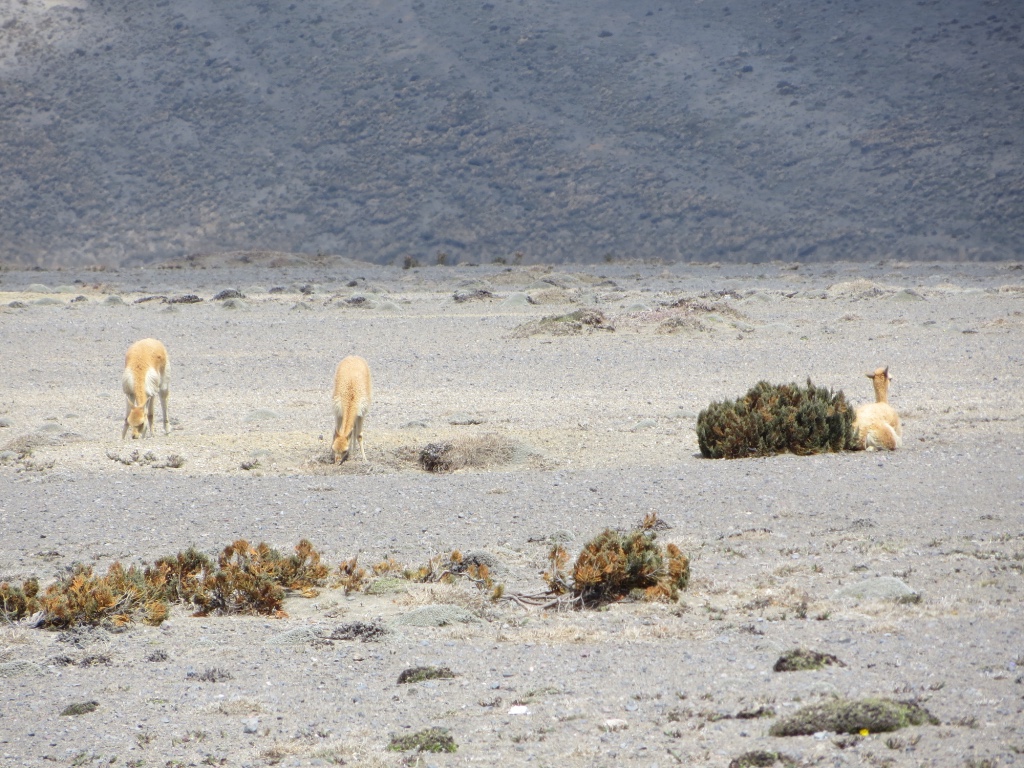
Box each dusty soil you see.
[1,257,1023,767]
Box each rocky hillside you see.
[1,0,1021,266]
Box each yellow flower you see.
[859,728,869,737]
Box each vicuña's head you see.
[126,405,147,439]
[332,433,350,464]
[865,366,893,402]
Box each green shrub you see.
[769,698,938,736]
[697,379,858,459]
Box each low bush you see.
[544,514,689,607]
[697,379,858,459]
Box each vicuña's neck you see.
[873,380,889,403]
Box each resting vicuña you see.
[853,366,902,451]
[332,355,373,463]
[122,338,170,439]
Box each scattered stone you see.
[213,289,245,300]
[601,718,629,732]
[393,604,479,627]
[0,661,44,678]
[7,301,27,309]
[0,418,12,428]
[290,302,312,311]
[103,295,126,306]
[243,718,260,734]
[631,418,658,432]
[167,294,203,304]
[833,576,919,603]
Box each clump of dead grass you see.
[418,434,518,473]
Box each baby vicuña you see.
[122,338,170,439]
[332,355,373,463]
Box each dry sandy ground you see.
[1,257,1023,767]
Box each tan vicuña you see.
[853,366,902,451]
[332,356,372,464]
[122,338,170,439]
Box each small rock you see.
[243,718,260,734]
[213,289,245,301]
[508,705,530,715]
[103,295,126,306]
[601,718,628,732]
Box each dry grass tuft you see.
[418,433,518,473]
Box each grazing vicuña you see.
[122,338,170,439]
[332,356,373,464]
[853,366,902,451]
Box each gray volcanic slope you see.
[0,0,1022,266]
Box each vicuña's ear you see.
[865,372,874,379]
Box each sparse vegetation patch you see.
[697,379,858,459]
[387,727,457,753]
[511,308,614,338]
[397,665,457,684]
[60,701,99,716]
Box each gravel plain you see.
[1,255,1023,767]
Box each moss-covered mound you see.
[697,379,858,459]
[769,698,938,737]
[774,648,846,672]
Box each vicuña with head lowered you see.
[122,338,170,439]
[332,355,373,463]
[853,366,902,451]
